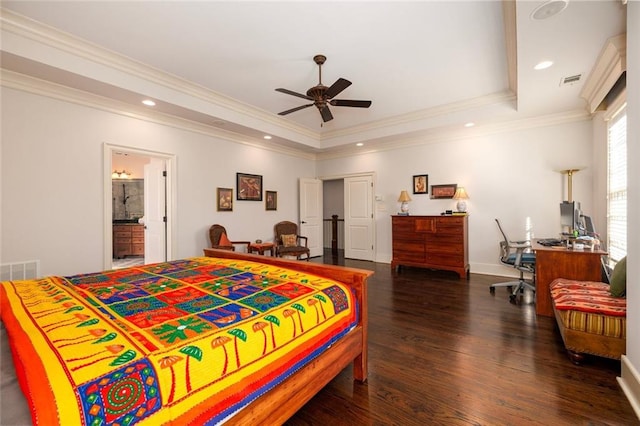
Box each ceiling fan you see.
[276,54,372,123]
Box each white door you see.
[344,175,374,261]
[299,178,323,258]
[143,158,167,264]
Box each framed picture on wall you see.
[266,191,277,211]
[413,174,428,194]
[430,184,457,199]
[217,187,233,211]
[236,173,263,201]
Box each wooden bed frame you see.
[203,248,372,424]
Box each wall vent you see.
[560,74,582,86]
[1,260,41,281]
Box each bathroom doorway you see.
[104,144,175,270]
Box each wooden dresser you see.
[391,215,469,278]
[113,224,145,259]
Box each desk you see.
[249,242,276,256]
[534,243,607,316]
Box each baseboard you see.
[618,355,640,420]
[469,262,535,280]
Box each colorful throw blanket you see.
[0,257,356,425]
[550,279,626,316]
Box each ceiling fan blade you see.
[324,78,352,99]
[278,104,314,116]
[329,99,372,108]
[320,105,334,122]
[275,88,313,101]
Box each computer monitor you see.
[582,215,596,235]
[560,201,577,233]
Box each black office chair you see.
[489,219,536,304]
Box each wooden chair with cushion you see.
[208,224,250,252]
[274,221,310,261]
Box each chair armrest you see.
[297,235,308,247]
[231,240,251,253]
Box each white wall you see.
[0,87,316,276]
[317,119,594,274]
[624,0,639,384]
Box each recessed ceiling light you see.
[531,0,569,20]
[263,135,272,140]
[464,122,475,128]
[534,61,554,70]
[356,143,364,147]
[142,99,156,106]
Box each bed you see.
[0,248,372,425]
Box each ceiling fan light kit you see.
[276,54,372,122]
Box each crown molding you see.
[580,33,626,113]
[0,8,320,143]
[320,90,517,142]
[0,69,317,161]
[316,109,590,161]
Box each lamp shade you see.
[397,190,412,202]
[453,187,469,200]
[453,187,469,213]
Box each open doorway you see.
[320,173,375,261]
[104,144,175,270]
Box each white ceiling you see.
[0,1,627,156]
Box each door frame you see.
[103,143,177,270]
[318,171,376,260]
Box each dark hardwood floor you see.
[285,251,637,425]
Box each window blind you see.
[607,107,627,265]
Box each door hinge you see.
[162,171,167,177]
[163,216,167,223]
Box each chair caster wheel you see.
[509,294,517,304]
[490,287,495,294]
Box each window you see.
[607,106,627,265]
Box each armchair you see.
[274,221,310,261]
[208,224,250,252]
[489,219,536,304]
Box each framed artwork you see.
[413,174,428,194]
[266,191,277,211]
[236,173,263,201]
[430,184,457,199]
[217,187,233,211]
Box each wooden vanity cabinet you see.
[391,215,469,278]
[113,224,145,258]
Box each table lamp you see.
[397,190,412,215]
[453,187,469,212]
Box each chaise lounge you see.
[549,257,627,364]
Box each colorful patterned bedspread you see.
[0,257,357,425]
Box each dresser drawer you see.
[426,242,464,255]
[426,253,464,267]
[435,221,463,235]
[131,243,145,255]
[427,233,464,243]
[393,250,426,263]
[392,217,415,233]
[393,241,425,253]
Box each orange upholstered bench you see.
[550,278,626,364]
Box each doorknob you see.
[301,221,307,224]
